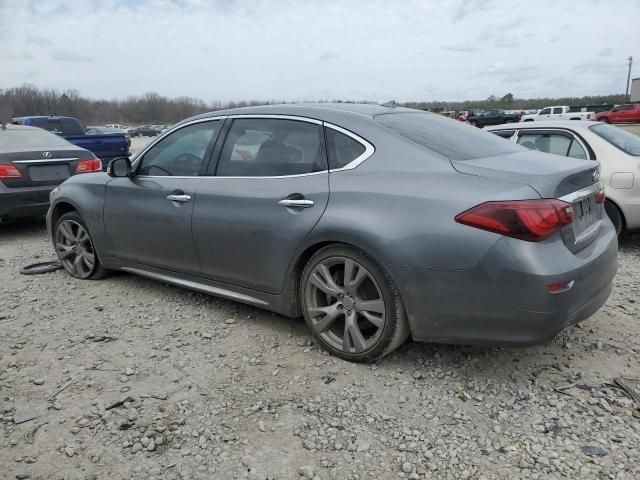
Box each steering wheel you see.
[174,153,202,175]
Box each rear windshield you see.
[0,128,71,148]
[375,112,522,160]
[589,123,640,156]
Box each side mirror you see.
[107,157,133,178]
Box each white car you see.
[487,121,640,235]
[105,124,129,130]
[521,106,595,122]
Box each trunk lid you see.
[451,150,602,251]
[0,146,92,188]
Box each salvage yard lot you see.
[1,221,639,479]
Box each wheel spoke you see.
[80,249,95,269]
[309,304,342,332]
[76,229,89,244]
[59,222,75,242]
[310,266,343,297]
[356,299,384,314]
[360,310,384,328]
[344,313,367,352]
[73,254,83,275]
[345,260,367,291]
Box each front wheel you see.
[300,245,410,362]
[54,211,109,279]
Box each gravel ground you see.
[1,220,639,480]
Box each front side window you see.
[215,118,325,177]
[539,108,551,115]
[375,112,521,161]
[138,121,221,176]
[590,123,640,156]
[325,128,366,169]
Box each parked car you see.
[486,120,640,235]
[105,124,129,130]
[521,106,595,122]
[130,125,161,137]
[86,126,131,149]
[467,109,521,127]
[596,104,640,124]
[14,116,129,167]
[0,124,101,222]
[47,104,617,362]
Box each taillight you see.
[0,164,22,178]
[455,199,574,242]
[75,158,102,174]
[595,187,605,204]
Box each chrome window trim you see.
[131,115,374,179]
[559,182,602,203]
[323,122,375,172]
[12,157,79,164]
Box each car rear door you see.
[102,119,223,275]
[192,116,329,294]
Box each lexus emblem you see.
[42,151,53,159]
[592,170,600,182]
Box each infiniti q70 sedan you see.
[47,104,618,362]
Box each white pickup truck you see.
[520,106,596,122]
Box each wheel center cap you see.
[342,296,355,310]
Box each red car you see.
[596,103,640,124]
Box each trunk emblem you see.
[592,170,600,182]
[42,151,53,158]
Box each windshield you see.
[589,123,640,156]
[375,112,522,160]
[0,128,72,148]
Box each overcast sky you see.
[1,0,639,102]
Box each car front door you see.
[103,119,223,274]
[192,116,329,294]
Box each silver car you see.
[486,121,640,235]
[47,104,618,362]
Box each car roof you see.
[188,103,420,123]
[486,120,600,130]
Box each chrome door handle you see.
[166,194,192,202]
[278,199,314,208]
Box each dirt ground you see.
[1,219,639,480]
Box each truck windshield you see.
[375,112,521,160]
[0,128,72,148]
[589,123,640,156]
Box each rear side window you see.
[375,112,521,160]
[590,123,640,156]
[216,118,325,177]
[552,107,563,114]
[60,118,83,136]
[517,133,571,156]
[325,128,366,169]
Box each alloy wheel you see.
[305,257,386,354]
[55,220,96,279]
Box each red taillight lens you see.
[455,199,574,242]
[595,187,605,204]
[75,158,102,174]
[0,164,22,178]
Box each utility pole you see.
[626,56,633,100]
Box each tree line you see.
[0,84,628,125]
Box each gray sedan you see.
[46,104,618,362]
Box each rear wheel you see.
[54,212,109,279]
[604,200,624,236]
[599,117,609,123]
[300,245,409,362]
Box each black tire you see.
[300,244,410,362]
[54,211,109,280]
[599,117,609,124]
[604,200,624,236]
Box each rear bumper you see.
[0,183,53,219]
[390,221,618,345]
